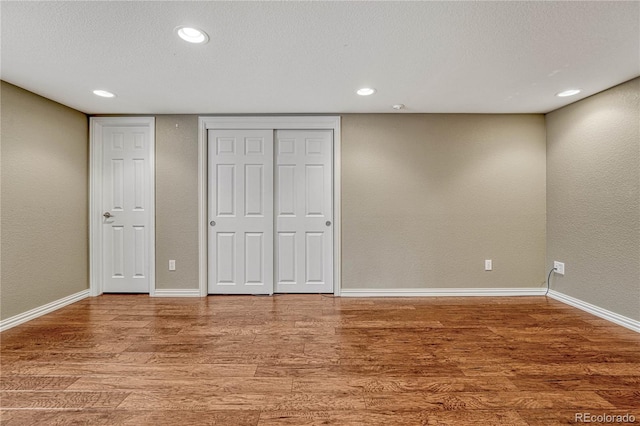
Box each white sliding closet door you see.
[208,130,274,294]
[275,130,333,293]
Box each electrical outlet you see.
[485,259,492,271]
[553,261,564,275]
[169,260,176,271]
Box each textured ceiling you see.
[1,1,639,114]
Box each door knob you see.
[210,221,216,226]
[326,221,331,226]
[103,212,113,218]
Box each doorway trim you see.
[89,117,156,297]
[198,116,341,297]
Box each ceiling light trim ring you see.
[93,89,116,98]
[175,26,209,44]
[556,89,581,97]
[357,87,376,96]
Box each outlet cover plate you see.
[553,261,565,275]
[485,259,492,271]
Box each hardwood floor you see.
[1,295,638,425]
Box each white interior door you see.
[208,130,274,294]
[101,124,153,293]
[275,130,333,293]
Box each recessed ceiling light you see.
[556,89,581,97]
[356,88,376,96]
[93,89,116,98]
[175,26,209,44]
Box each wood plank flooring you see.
[1,295,638,425]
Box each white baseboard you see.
[0,289,90,332]
[340,287,547,297]
[153,289,202,297]
[548,290,640,333]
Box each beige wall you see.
[3,79,634,321]
[1,81,88,320]
[155,116,199,289]
[341,114,547,289]
[152,114,546,291]
[546,78,640,321]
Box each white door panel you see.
[275,130,333,293]
[101,125,152,293]
[208,130,273,294]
